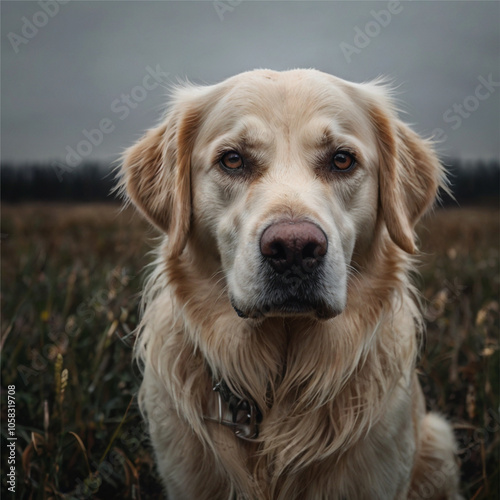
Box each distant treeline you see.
[1,163,117,203]
[1,159,499,206]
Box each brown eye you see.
[220,151,244,170]
[332,151,355,171]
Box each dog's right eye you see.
[220,151,244,171]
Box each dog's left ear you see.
[367,93,444,254]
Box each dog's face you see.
[189,72,380,320]
[122,69,442,321]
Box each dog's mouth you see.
[231,297,339,321]
[263,299,338,320]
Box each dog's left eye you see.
[220,151,244,171]
[332,151,356,171]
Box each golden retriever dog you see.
[120,69,460,499]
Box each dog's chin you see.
[231,298,340,321]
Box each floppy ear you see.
[369,99,444,254]
[121,98,201,258]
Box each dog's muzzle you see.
[230,220,340,320]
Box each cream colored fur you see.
[120,69,460,499]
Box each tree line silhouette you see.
[1,159,499,206]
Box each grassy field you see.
[1,203,498,499]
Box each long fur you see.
[120,69,460,500]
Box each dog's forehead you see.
[198,70,372,141]
[225,68,348,90]
[219,69,354,113]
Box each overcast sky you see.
[2,0,499,166]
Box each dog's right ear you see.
[120,95,202,258]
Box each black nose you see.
[260,221,328,274]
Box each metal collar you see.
[204,380,262,441]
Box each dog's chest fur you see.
[139,264,417,499]
[205,378,417,500]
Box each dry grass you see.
[416,207,499,499]
[1,203,498,499]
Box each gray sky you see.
[2,0,499,166]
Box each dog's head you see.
[121,69,443,321]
